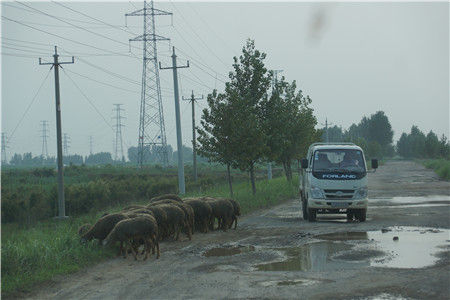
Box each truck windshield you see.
[313,149,366,173]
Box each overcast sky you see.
[1,1,449,159]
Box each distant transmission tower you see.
[63,133,70,156]
[89,135,93,155]
[113,104,125,161]
[40,120,49,158]
[1,132,8,164]
[126,0,172,167]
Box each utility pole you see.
[126,0,172,168]
[39,46,74,218]
[267,69,284,180]
[40,120,49,160]
[321,118,333,143]
[160,46,189,194]
[1,132,8,165]
[113,104,125,161]
[63,133,70,157]
[89,135,93,155]
[182,90,203,182]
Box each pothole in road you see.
[255,227,449,271]
[258,279,322,287]
[203,245,255,257]
[369,195,450,208]
[315,226,450,268]
[255,241,353,271]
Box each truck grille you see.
[324,189,355,200]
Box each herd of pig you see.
[77,194,241,260]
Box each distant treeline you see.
[320,111,395,158]
[397,126,449,159]
[320,112,449,160]
[4,145,207,167]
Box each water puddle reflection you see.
[255,227,449,271]
[203,245,255,257]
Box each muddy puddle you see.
[258,279,322,287]
[370,195,450,207]
[255,241,358,271]
[203,245,255,257]
[256,227,449,272]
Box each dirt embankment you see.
[23,160,450,300]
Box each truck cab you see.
[300,143,378,222]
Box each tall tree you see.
[225,39,271,194]
[262,79,317,180]
[197,90,238,196]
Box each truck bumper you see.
[307,198,368,210]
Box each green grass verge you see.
[421,159,450,180]
[1,176,298,297]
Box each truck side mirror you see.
[301,158,308,169]
[371,159,378,169]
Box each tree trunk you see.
[284,160,293,181]
[287,160,293,181]
[227,163,233,197]
[250,163,256,195]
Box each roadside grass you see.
[1,175,298,297]
[422,159,450,180]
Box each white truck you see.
[300,143,378,222]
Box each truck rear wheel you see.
[355,209,366,222]
[307,208,316,222]
[302,195,308,220]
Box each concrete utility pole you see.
[40,120,49,159]
[39,46,74,218]
[160,46,189,194]
[1,132,8,165]
[182,90,203,182]
[321,118,333,143]
[113,104,125,161]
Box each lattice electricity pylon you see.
[63,133,70,157]
[112,104,125,161]
[1,132,8,164]
[126,0,172,167]
[40,120,49,158]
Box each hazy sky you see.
[1,1,449,159]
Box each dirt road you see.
[27,161,450,300]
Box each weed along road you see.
[27,160,450,300]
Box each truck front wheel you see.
[355,209,367,222]
[307,208,316,222]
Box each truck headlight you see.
[355,187,368,199]
[310,186,325,199]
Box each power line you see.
[62,69,133,152]
[169,0,229,68]
[52,1,139,36]
[64,69,140,95]
[16,2,141,52]
[1,16,137,57]
[62,69,114,131]
[186,2,239,57]
[8,68,52,143]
